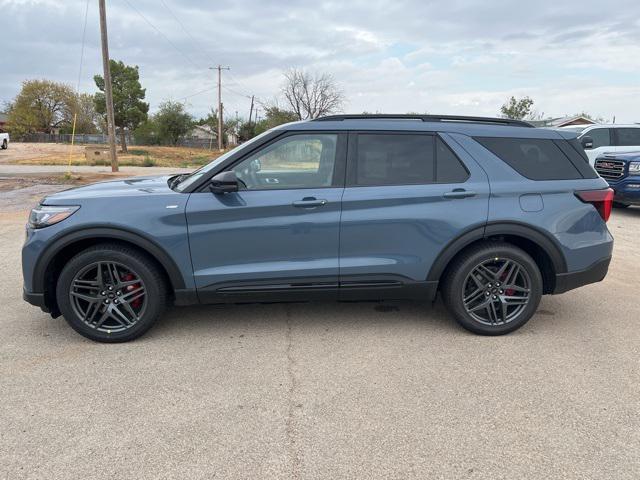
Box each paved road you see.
[0,164,191,175]
[1,205,639,479]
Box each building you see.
[0,112,8,132]
[189,124,238,146]
[529,115,597,128]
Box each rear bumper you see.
[553,256,611,294]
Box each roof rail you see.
[313,114,534,128]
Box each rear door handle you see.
[292,197,328,208]
[443,188,476,199]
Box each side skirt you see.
[189,280,439,305]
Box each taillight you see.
[575,188,614,222]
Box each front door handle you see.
[443,188,476,199]
[292,197,328,208]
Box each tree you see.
[6,79,76,136]
[154,101,193,146]
[64,93,98,134]
[237,106,299,141]
[500,96,534,120]
[282,69,344,120]
[94,60,149,152]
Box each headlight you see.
[629,162,640,175]
[28,205,79,229]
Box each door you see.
[583,128,614,165]
[339,131,490,300]
[186,132,346,303]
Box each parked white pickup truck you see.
[0,132,8,149]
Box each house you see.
[529,115,597,128]
[189,124,238,146]
[190,124,216,140]
[0,112,8,132]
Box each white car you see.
[575,124,640,165]
[0,132,8,150]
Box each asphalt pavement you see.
[1,206,639,480]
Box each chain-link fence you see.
[19,133,218,149]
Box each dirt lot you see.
[0,180,639,479]
[0,142,225,168]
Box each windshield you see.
[173,130,273,192]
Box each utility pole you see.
[98,0,118,172]
[248,95,255,126]
[210,65,229,152]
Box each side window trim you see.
[220,131,348,191]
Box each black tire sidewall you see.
[56,247,165,342]
[444,245,543,335]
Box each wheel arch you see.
[428,222,566,295]
[34,227,186,315]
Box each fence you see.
[19,133,220,150]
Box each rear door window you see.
[354,134,435,186]
[350,133,470,186]
[474,137,583,180]
[615,128,640,147]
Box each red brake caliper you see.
[122,273,143,308]
[499,271,515,296]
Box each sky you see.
[2,0,640,122]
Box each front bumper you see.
[553,256,611,294]
[23,288,49,313]
[608,178,640,205]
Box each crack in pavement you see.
[285,306,302,479]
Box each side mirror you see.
[209,171,239,194]
[580,136,594,150]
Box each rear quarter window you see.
[474,137,583,180]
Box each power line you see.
[121,0,202,70]
[75,0,90,93]
[158,0,204,56]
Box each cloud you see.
[2,0,640,122]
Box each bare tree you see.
[282,69,344,120]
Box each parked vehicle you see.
[577,124,640,165]
[0,132,8,149]
[22,114,614,342]
[594,152,640,207]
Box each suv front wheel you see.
[443,242,542,335]
[56,244,167,342]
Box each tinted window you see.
[474,137,582,180]
[616,128,640,147]
[233,134,337,189]
[436,137,469,183]
[585,128,611,148]
[556,139,599,179]
[355,134,434,185]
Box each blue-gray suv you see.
[22,115,614,342]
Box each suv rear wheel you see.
[56,244,167,342]
[442,242,542,335]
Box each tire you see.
[1,140,6,149]
[56,243,167,342]
[613,202,630,209]
[442,242,543,335]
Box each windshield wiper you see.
[168,174,188,190]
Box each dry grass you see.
[12,145,229,168]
